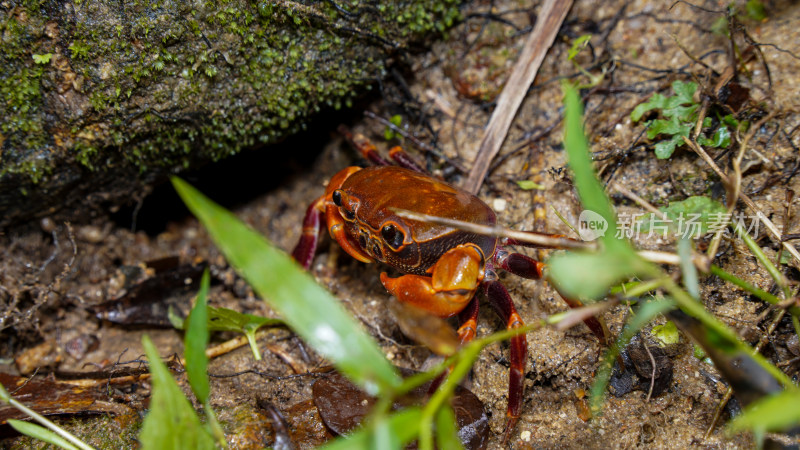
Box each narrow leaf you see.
[7,420,80,450]
[590,298,676,411]
[321,408,422,450]
[172,177,401,394]
[728,387,800,434]
[139,336,216,450]
[435,405,465,450]
[678,239,699,299]
[185,270,210,404]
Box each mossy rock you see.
[0,0,460,226]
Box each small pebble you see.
[40,217,56,233]
[493,198,507,211]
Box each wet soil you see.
[2,0,800,448]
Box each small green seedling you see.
[567,35,604,88]
[384,115,404,140]
[638,196,727,238]
[171,305,283,361]
[631,81,736,158]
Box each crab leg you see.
[338,125,426,172]
[456,295,480,345]
[493,248,611,345]
[338,126,391,166]
[425,295,481,396]
[483,280,527,444]
[380,244,484,318]
[291,197,325,269]
[291,166,373,267]
[388,146,426,173]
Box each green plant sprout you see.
[631,80,738,158]
[170,304,284,361]
[567,35,604,88]
[140,269,224,449]
[384,114,404,140]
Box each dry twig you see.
[464,0,573,194]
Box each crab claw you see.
[380,244,484,318]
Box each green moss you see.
[0,10,49,182]
[1,0,462,186]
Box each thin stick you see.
[683,136,800,263]
[392,208,594,250]
[392,208,711,269]
[611,182,668,218]
[464,0,573,194]
[61,328,286,388]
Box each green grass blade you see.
[0,384,95,450]
[548,84,646,300]
[728,389,800,434]
[185,269,210,404]
[139,335,216,450]
[321,408,422,450]
[183,271,227,446]
[678,239,699,299]
[435,405,465,450]
[7,420,80,450]
[172,177,401,394]
[590,298,675,412]
[562,83,617,237]
[709,265,790,311]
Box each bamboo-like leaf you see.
[728,389,800,434]
[321,408,422,450]
[172,177,401,394]
[435,405,465,450]
[7,420,80,450]
[185,270,210,404]
[139,335,215,450]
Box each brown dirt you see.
[2,0,800,448]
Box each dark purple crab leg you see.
[338,125,427,173]
[291,197,325,269]
[493,247,611,345]
[388,146,426,173]
[338,125,392,166]
[483,279,527,444]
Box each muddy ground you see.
[2,0,800,448]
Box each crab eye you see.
[381,224,404,249]
[332,190,342,206]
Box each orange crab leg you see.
[388,145,425,173]
[455,295,480,345]
[337,125,391,166]
[425,295,481,397]
[379,244,484,318]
